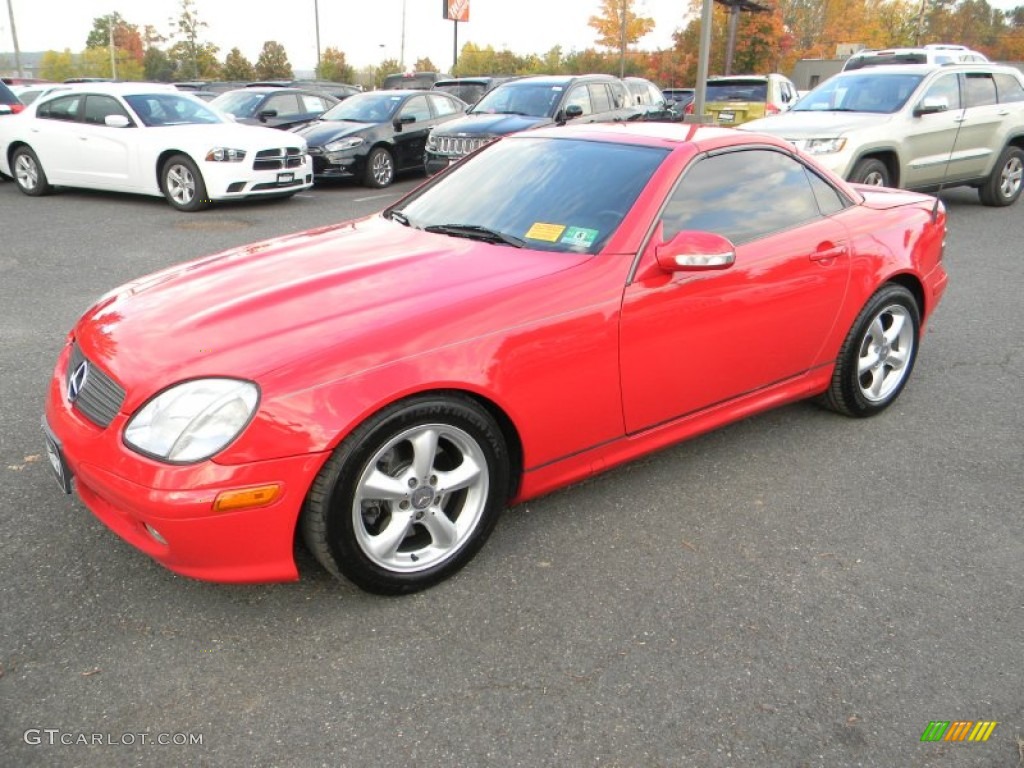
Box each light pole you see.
[5,0,23,78]
[314,0,321,72]
[399,0,407,70]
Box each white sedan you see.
[0,82,313,211]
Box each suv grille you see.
[67,343,126,429]
[253,147,305,171]
[431,136,493,158]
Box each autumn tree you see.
[144,47,175,81]
[39,49,78,82]
[169,0,210,79]
[588,0,655,75]
[255,41,293,79]
[414,56,438,72]
[317,47,355,82]
[223,47,256,80]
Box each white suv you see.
[842,44,988,71]
[741,62,1024,206]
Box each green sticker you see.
[560,227,599,247]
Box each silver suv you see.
[741,63,1024,206]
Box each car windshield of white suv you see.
[469,84,563,118]
[793,73,924,114]
[123,94,224,126]
[388,135,667,254]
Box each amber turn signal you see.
[213,484,282,512]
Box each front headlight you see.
[205,147,247,162]
[324,137,364,153]
[802,137,847,155]
[124,379,259,463]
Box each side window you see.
[564,85,593,115]
[921,73,961,111]
[83,95,129,126]
[428,93,461,117]
[964,73,997,107]
[608,80,628,109]
[300,94,328,112]
[37,94,83,121]
[264,94,301,117]
[588,83,613,113]
[994,73,1024,103]
[399,95,432,122]
[660,150,823,243]
[804,168,848,216]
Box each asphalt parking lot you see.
[1,176,1021,768]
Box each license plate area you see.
[276,172,294,185]
[718,110,735,123]
[42,420,73,494]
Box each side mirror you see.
[564,104,584,121]
[914,96,949,116]
[394,115,416,130]
[257,109,278,122]
[104,114,130,128]
[655,230,736,272]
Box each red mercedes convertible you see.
[43,122,948,593]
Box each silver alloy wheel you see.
[371,151,393,186]
[165,162,196,206]
[862,170,886,186]
[857,303,915,402]
[352,423,489,573]
[998,155,1023,200]
[14,152,39,191]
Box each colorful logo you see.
[921,721,998,742]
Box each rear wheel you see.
[12,146,52,196]
[849,158,891,187]
[301,394,510,594]
[978,146,1024,207]
[161,154,210,211]
[819,284,920,417]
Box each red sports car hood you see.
[74,215,590,408]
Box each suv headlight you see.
[205,147,247,162]
[325,137,364,152]
[124,378,259,463]
[802,137,847,155]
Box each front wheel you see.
[363,147,394,188]
[161,154,210,211]
[849,158,891,187]
[978,146,1024,207]
[819,284,920,417]
[12,146,52,196]
[301,394,510,594]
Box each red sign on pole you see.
[443,0,470,22]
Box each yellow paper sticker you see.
[525,222,566,242]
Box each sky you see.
[0,0,697,74]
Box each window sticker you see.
[560,227,599,248]
[525,222,567,242]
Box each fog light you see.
[144,523,167,545]
[213,484,281,512]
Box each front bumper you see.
[43,343,329,583]
[203,155,314,200]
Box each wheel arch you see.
[851,149,900,187]
[6,139,30,169]
[884,271,926,320]
[154,148,196,190]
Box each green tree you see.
[169,0,209,79]
[143,46,175,81]
[223,47,256,80]
[316,47,354,82]
[168,40,221,80]
[39,49,79,82]
[255,41,293,79]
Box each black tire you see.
[819,284,920,417]
[849,158,891,187]
[363,147,394,188]
[301,393,510,594]
[978,146,1024,207]
[160,154,210,211]
[11,146,52,196]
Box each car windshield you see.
[390,136,668,254]
[320,92,401,122]
[706,81,768,102]
[435,82,488,104]
[793,72,924,114]
[209,91,267,117]
[470,83,563,117]
[124,94,224,126]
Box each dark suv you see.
[424,74,641,175]
[0,80,25,116]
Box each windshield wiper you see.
[424,224,525,248]
[387,210,410,226]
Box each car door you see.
[901,71,968,188]
[619,147,852,432]
[952,71,1012,180]
[28,93,87,185]
[73,94,137,189]
[392,95,433,169]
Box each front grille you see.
[431,135,493,157]
[66,343,126,429]
[253,147,305,171]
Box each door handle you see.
[810,244,847,262]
